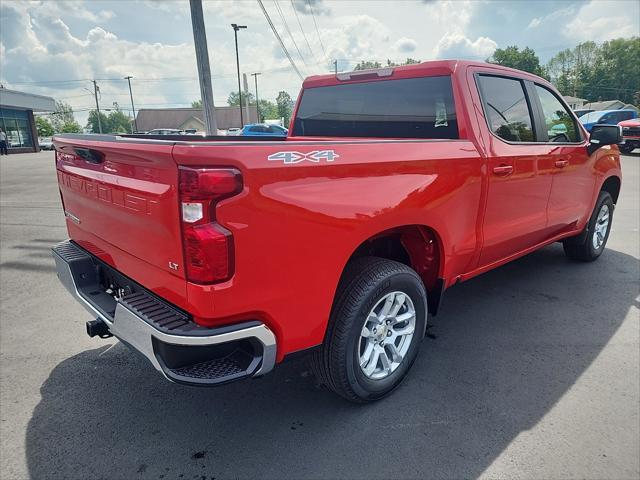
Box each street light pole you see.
[251,72,261,122]
[124,76,138,133]
[231,23,247,127]
[92,80,102,134]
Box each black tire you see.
[311,257,427,402]
[563,191,614,261]
[619,144,634,154]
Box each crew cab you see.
[52,60,622,402]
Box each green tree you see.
[354,58,420,71]
[35,116,54,137]
[547,41,599,98]
[354,60,382,71]
[107,109,132,133]
[60,120,82,133]
[258,99,278,121]
[587,37,639,105]
[546,37,640,105]
[86,110,110,133]
[276,91,293,125]
[50,101,80,133]
[488,46,546,77]
[86,108,132,133]
[227,91,256,106]
[386,58,420,67]
[191,99,202,108]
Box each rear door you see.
[474,73,555,266]
[55,137,185,281]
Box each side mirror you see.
[588,124,623,155]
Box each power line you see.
[307,0,326,59]
[290,0,317,64]
[257,0,304,80]
[272,0,309,70]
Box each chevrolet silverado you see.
[52,60,623,402]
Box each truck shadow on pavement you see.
[26,245,639,480]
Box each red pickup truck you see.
[52,60,622,402]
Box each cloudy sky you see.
[1,0,638,126]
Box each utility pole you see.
[190,0,217,135]
[231,23,247,127]
[92,80,102,134]
[333,60,338,75]
[124,76,138,133]
[251,72,261,122]
[242,73,251,123]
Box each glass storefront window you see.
[3,118,21,148]
[16,119,33,147]
[0,108,33,149]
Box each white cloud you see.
[394,37,418,53]
[527,17,541,29]
[565,0,640,42]
[433,33,497,60]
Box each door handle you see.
[555,159,569,168]
[492,164,514,176]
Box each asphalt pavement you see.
[1,150,638,480]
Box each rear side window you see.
[478,75,535,142]
[293,76,458,139]
[535,85,581,142]
[617,111,635,122]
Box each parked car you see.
[38,137,54,150]
[240,123,288,137]
[52,60,622,402]
[618,118,640,154]
[226,127,242,136]
[573,108,594,118]
[579,109,638,132]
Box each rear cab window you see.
[293,76,459,139]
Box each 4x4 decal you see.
[268,150,339,164]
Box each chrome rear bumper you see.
[52,241,277,386]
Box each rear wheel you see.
[311,257,427,402]
[563,191,614,261]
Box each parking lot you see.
[1,150,638,480]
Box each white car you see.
[39,137,54,150]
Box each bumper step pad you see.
[52,241,276,386]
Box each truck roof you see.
[302,59,548,89]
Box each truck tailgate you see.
[54,137,185,285]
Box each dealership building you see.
[0,87,56,153]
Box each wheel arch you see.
[341,224,446,315]
[600,175,621,204]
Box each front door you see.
[531,84,594,235]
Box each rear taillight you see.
[179,167,242,284]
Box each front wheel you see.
[311,257,427,402]
[563,191,614,261]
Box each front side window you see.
[600,113,617,124]
[478,75,535,142]
[293,76,458,139]
[535,85,580,142]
